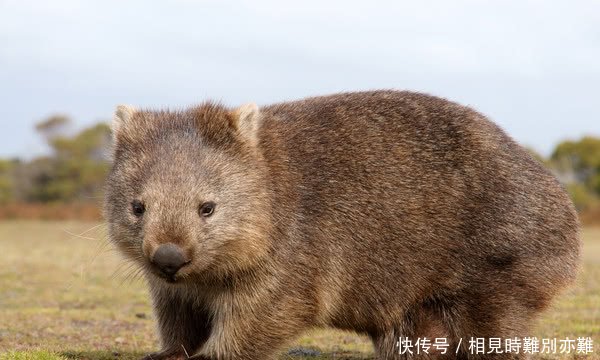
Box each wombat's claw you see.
[140,350,186,360]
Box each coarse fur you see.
[104,90,581,360]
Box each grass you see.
[0,221,597,359]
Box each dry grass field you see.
[0,221,598,359]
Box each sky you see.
[0,0,599,158]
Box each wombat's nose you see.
[152,243,187,277]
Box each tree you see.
[551,137,600,193]
[550,136,600,210]
[35,114,71,141]
[27,116,112,202]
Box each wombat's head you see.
[104,103,272,284]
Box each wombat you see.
[104,90,581,360]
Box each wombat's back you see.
[261,90,580,345]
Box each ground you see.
[0,221,598,359]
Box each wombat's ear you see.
[232,103,261,147]
[112,104,137,140]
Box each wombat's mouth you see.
[148,267,184,284]
[143,260,189,284]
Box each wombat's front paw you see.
[140,349,186,360]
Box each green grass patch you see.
[0,221,598,359]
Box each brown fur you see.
[104,90,581,360]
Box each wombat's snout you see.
[151,243,188,278]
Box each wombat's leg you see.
[140,287,211,360]
[372,330,404,360]
[452,288,535,360]
[371,300,464,360]
[191,317,306,360]
[140,348,187,360]
[378,292,536,360]
[191,294,312,360]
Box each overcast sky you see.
[1,0,598,158]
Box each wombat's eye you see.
[131,200,145,217]
[199,201,216,218]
